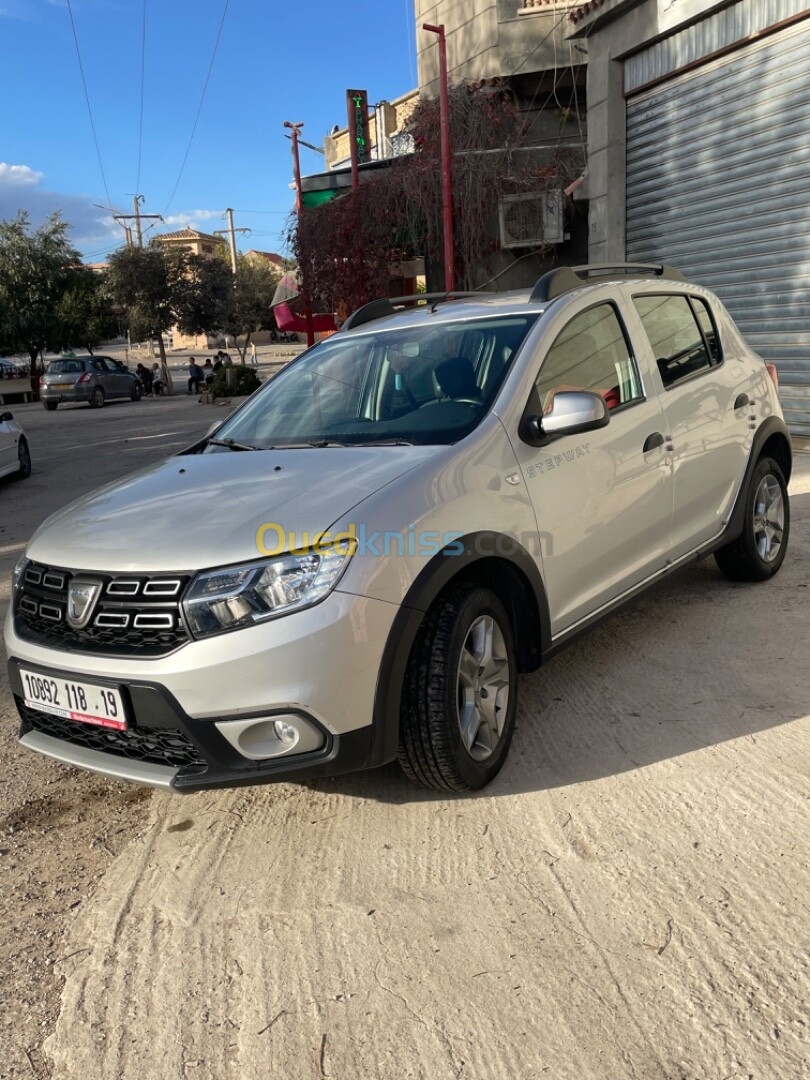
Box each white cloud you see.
[0,162,120,255]
[0,163,44,186]
[163,210,224,229]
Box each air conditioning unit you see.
[499,190,565,248]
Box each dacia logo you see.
[66,577,103,630]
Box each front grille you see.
[18,699,207,770]
[15,561,191,657]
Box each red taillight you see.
[77,372,92,384]
[39,375,45,386]
[766,363,779,391]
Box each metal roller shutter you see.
[625,18,810,436]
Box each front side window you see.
[533,303,643,414]
[207,315,538,449]
[633,294,713,387]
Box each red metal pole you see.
[423,23,455,293]
[284,121,315,346]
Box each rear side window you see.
[534,303,643,413]
[691,297,721,364]
[633,294,716,388]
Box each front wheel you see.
[398,585,517,791]
[715,457,789,581]
[131,381,142,401]
[90,387,105,409]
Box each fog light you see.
[273,720,297,745]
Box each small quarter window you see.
[690,297,721,364]
[633,294,712,388]
[534,303,643,414]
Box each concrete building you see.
[570,0,810,436]
[154,227,227,258]
[324,90,420,171]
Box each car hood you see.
[27,446,437,573]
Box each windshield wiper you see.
[208,437,259,452]
[271,440,350,448]
[349,438,415,446]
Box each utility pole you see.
[423,24,456,292]
[284,120,315,347]
[133,194,144,247]
[99,198,162,250]
[214,209,250,275]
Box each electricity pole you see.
[214,209,250,275]
[423,23,455,292]
[284,120,315,347]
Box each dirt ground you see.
[1,396,808,1080]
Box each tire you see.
[43,401,58,412]
[398,584,518,791]
[90,387,105,409]
[131,382,142,401]
[17,438,31,479]
[715,456,789,582]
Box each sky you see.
[0,0,418,260]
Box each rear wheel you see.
[90,387,105,409]
[43,401,58,412]
[17,438,31,479]
[715,457,789,581]
[398,584,517,791]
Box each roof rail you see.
[342,292,480,331]
[530,262,686,303]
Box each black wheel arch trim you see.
[723,417,792,545]
[369,531,550,768]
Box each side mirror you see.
[0,411,13,422]
[520,391,609,448]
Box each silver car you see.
[5,264,792,793]
[39,356,142,411]
[0,410,31,481]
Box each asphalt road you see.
[1,398,808,1079]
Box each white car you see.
[4,264,792,793]
[0,410,31,481]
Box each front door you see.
[510,300,673,637]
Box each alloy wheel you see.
[752,474,784,563]
[456,614,510,761]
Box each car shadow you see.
[306,490,808,804]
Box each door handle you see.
[643,432,665,452]
[734,393,750,409]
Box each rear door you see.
[510,296,673,636]
[629,291,753,559]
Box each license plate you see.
[20,668,127,731]
[52,383,71,390]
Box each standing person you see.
[250,341,258,367]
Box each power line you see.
[162,0,231,215]
[136,0,147,191]
[65,0,112,207]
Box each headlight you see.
[12,555,27,596]
[182,542,354,639]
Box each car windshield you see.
[47,360,84,373]
[207,315,538,449]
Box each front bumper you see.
[5,589,399,791]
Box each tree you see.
[55,267,119,355]
[171,252,233,342]
[0,211,81,367]
[106,245,179,369]
[222,255,280,361]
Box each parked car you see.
[5,264,791,793]
[39,356,142,410]
[0,410,31,481]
